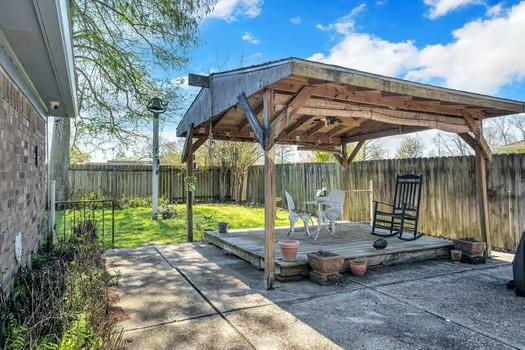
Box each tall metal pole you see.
[152,113,160,219]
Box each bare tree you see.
[511,114,525,140]
[357,140,388,160]
[485,117,516,146]
[198,140,263,201]
[275,145,296,164]
[432,133,472,157]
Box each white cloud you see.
[241,32,260,44]
[408,2,525,93]
[424,0,482,19]
[316,4,366,35]
[208,0,263,22]
[310,2,525,94]
[290,16,302,24]
[310,33,419,76]
[486,3,504,17]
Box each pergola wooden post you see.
[179,58,524,285]
[185,127,194,242]
[336,141,365,220]
[458,115,493,256]
[182,127,208,243]
[263,89,276,289]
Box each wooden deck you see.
[205,223,453,281]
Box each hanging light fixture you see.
[147,97,166,114]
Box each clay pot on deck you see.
[307,250,345,274]
[279,240,300,262]
[350,260,368,277]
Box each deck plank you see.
[205,222,452,280]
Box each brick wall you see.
[0,65,47,292]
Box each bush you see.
[120,196,169,208]
[0,221,122,349]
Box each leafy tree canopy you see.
[396,136,425,159]
[71,0,215,150]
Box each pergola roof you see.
[177,58,524,151]
[178,58,522,287]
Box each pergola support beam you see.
[238,93,266,148]
[263,89,276,290]
[185,127,194,242]
[463,113,492,161]
[475,144,491,256]
[337,140,365,220]
[457,120,492,256]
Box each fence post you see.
[369,179,373,226]
[112,200,115,249]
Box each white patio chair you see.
[321,190,345,233]
[285,191,313,237]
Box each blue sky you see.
[159,0,525,158]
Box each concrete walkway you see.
[105,244,525,350]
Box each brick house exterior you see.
[0,0,76,293]
[0,66,47,290]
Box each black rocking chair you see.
[371,174,424,241]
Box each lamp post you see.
[147,97,166,220]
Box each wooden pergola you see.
[177,58,525,289]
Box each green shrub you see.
[0,221,121,349]
[120,196,169,208]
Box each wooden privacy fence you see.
[70,154,525,251]
[69,164,232,202]
[246,154,525,252]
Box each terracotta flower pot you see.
[279,240,300,262]
[350,261,367,277]
[307,250,344,274]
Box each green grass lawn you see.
[56,203,289,249]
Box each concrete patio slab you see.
[225,304,342,350]
[156,244,362,312]
[106,246,215,330]
[106,243,524,350]
[274,288,515,350]
[349,258,510,287]
[377,265,525,349]
[122,315,251,350]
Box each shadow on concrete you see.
[107,243,523,350]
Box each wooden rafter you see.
[297,145,340,153]
[292,61,524,112]
[283,115,311,135]
[273,83,487,118]
[268,86,315,147]
[282,102,470,133]
[304,121,325,135]
[344,126,425,143]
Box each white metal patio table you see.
[304,197,334,240]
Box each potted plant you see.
[307,250,345,275]
[218,222,229,233]
[279,240,300,262]
[350,259,367,277]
